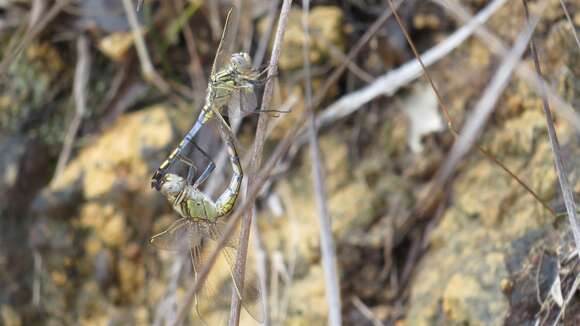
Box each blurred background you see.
[0,0,579,325]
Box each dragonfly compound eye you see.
[232,52,251,70]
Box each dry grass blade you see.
[253,0,280,68]
[522,0,580,256]
[229,1,294,323]
[302,1,342,325]
[0,0,70,77]
[434,14,539,195]
[121,0,171,94]
[52,35,91,183]
[352,296,385,326]
[309,0,404,111]
[558,0,580,51]
[319,0,507,126]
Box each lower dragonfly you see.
[151,115,264,323]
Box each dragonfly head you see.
[159,173,186,198]
[231,52,252,73]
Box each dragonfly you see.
[151,7,266,192]
[151,114,264,324]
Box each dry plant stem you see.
[302,1,342,325]
[320,0,507,126]
[285,0,403,160]
[522,0,580,255]
[28,0,44,30]
[558,0,580,50]
[316,34,375,83]
[433,12,539,204]
[351,297,385,326]
[0,0,70,76]
[174,0,206,88]
[207,0,222,41]
[229,2,293,323]
[387,0,556,216]
[253,0,280,68]
[229,0,293,324]
[316,0,550,216]
[433,0,580,132]
[52,36,91,182]
[310,0,403,111]
[250,210,270,323]
[121,0,170,94]
[552,273,580,325]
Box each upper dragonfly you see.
[151,7,261,191]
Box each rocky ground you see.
[1,0,579,325]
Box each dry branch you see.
[435,14,540,191]
[52,35,91,182]
[229,1,294,324]
[433,0,580,133]
[522,0,580,256]
[302,1,342,325]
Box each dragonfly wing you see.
[207,223,265,323]
[188,236,233,325]
[151,220,234,324]
[226,86,258,119]
[211,6,240,76]
[150,218,195,252]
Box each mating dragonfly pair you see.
[149,7,270,324]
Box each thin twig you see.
[522,0,580,256]
[229,1,293,324]
[315,33,375,83]
[435,7,538,196]
[351,296,385,326]
[52,35,91,182]
[552,273,580,325]
[174,0,206,90]
[302,1,341,325]
[121,0,171,94]
[282,0,403,168]
[253,0,280,69]
[310,0,404,111]
[432,8,540,207]
[433,0,580,132]
[558,0,580,51]
[207,0,222,41]
[0,0,70,77]
[319,0,507,126]
[251,209,270,324]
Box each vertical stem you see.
[228,1,294,325]
[302,1,342,325]
[522,0,580,255]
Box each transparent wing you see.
[211,6,240,76]
[151,219,231,325]
[206,222,266,323]
[225,83,259,120]
[150,217,196,252]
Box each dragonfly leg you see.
[193,161,215,188]
[176,140,216,186]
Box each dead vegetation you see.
[0,0,579,325]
